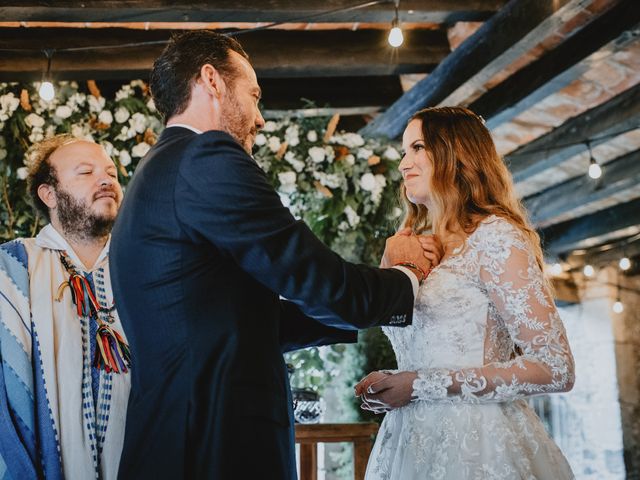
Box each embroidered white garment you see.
[366,216,575,480]
[26,224,130,479]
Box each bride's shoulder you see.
[472,215,527,249]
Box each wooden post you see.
[296,423,379,480]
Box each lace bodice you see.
[383,216,575,404]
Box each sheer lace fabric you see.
[366,217,575,480]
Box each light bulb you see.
[588,161,602,179]
[613,300,624,314]
[583,264,595,277]
[388,26,404,47]
[39,81,55,101]
[619,257,631,270]
[550,263,563,276]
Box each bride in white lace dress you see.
[356,107,575,480]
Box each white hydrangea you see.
[45,124,56,138]
[54,105,73,119]
[116,125,136,141]
[357,147,373,160]
[263,120,278,132]
[332,132,364,148]
[344,205,360,228]
[115,107,130,123]
[324,146,335,163]
[268,136,281,153]
[284,151,305,172]
[308,146,325,163]
[119,150,132,166]
[278,171,297,194]
[115,85,134,101]
[88,95,105,113]
[146,98,156,112]
[360,172,377,192]
[344,154,355,166]
[66,92,87,109]
[28,127,44,143]
[313,171,342,189]
[307,130,318,142]
[24,113,45,128]
[285,125,300,147]
[101,141,115,156]
[132,141,152,158]
[383,146,401,160]
[254,133,267,146]
[129,112,147,134]
[98,110,113,125]
[16,167,28,180]
[71,123,93,141]
[0,92,20,121]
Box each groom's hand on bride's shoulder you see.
[358,371,418,413]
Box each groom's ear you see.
[199,63,225,99]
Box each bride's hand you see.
[359,371,418,413]
[354,371,390,397]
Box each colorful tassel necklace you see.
[56,251,131,374]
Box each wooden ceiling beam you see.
[506,83,640,183]
[359,0,594,139]
[470,0,640,129]
[0,1,503,24]
[0,27,449,80]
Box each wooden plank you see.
[299,443,318,480]
[0,1,503,23]
[506,83,640,183]
[543,197,640,254]
[295,423,378,441]
[470,0,640,129]
[525,149,640,228]
[359,0,589,139]
[0,27,448,80]
[354,439,374,480]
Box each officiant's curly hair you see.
[400,106,545,273]
[150,30,249,122]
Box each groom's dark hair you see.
[150,30,249,122]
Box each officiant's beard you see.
[55,187,117,241]
[220,90,256,155]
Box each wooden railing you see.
[295,423,379,480]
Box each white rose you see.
[119,150,132,166]
[278,171,297,194]
[115,85,133,101]
[0,93,20,114]
[344,205,360,227]
[375,174,387,189]
[268,136,281,153]
[306,130,318,142]
[263,121,278,132]
[254,133,267,146]
[0,148,6,161]
[285,125,299,147]
[308,146,325,163]
[17,167,28,180]
[88,95,105,113]
[345,154,355,166]
[324,146,335,163]
[131,142,151,158]
[98,110,113,125]
[383,146,401,160]
[146,98,156,112]
[115,107,130,124]
[360,172,377,192]
[25,113,45,128]
[29,128,44,143]
[54,105,73,119]
[130,112,147,134]
[101,141,114,156]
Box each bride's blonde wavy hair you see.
[400,106,545,272]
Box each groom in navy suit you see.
[111,31,436,479]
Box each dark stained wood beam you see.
[0,1,504,24]
[0,27,448,81]
[525,149,640,228]
[470,0,640,129]
[543,197,640,255]
[506,83,640,183]
[359,0,593,139]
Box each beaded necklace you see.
[56,251,131,374]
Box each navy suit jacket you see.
[110,127,414,479]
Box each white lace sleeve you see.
[412,222,575,403]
